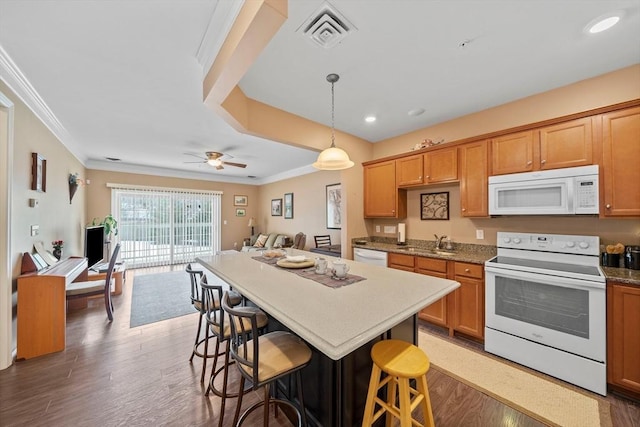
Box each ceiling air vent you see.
[297,2,357,49]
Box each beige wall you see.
[368,65,640,248]
[259,170,341,251]
[1,80,86,352]
[85,169,260,251]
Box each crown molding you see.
[196,0,245,76]
[0,45,81,161]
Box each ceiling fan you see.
[184,151,247,170]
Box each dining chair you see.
[66,243,121,321]
[314,235,332,248]
[186,263,207,363]
[292,232,306,249]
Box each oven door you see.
[485,265,605,362]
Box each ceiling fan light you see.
[207,158,222,167]
[313,146,355,170]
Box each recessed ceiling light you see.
[364,116,376,123]
[585,11,624,34]
[408,108,425,117]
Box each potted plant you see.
[91,214,118,241]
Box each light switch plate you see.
[476,229,484,240]
[375,225,381,233]
[30,225,39,236]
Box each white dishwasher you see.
[354,247,388,267]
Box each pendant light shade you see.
[313,73,354,170]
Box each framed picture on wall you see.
[271,198,282,216]
[326,183,342,229]
[31,153,47,192]
[284,193,293,219]
[234,195,248,206]
[421,192,449,220]
[236,208,246,217]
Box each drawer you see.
[454,262,483,279]
[388,253,415,269]
[415,257,448,274]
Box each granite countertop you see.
[601,266,640,286]
[352,238,496,265]
[352,237,640,286]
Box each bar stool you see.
[202,281,268,427]
[222,292,312,427]
[186,263,206,363]
[362,339,435,427]
[186,266,242,373]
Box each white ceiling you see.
[1,1,639,185]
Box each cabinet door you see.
[459,140,489,217]
[601,107,640,217]
[416,257,449,327]
[452,262,484,339]
[388,253,415,271]
[364,161,406,218]
[424,147,458,183]
[607,282,640,394]
[491,131,534,175]
[538,117,593,170]
[396,154,424,187]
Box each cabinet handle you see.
[527,160,532,165]
[426,175,430,179]
[606,204,611,209]
[465,268,470,272]
[541,159,546,165]
[462,208,466,212]
[419,176,422,180]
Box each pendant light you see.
[313,73,354,170]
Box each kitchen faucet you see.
[434,234,447,250]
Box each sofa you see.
[241,232,290,252]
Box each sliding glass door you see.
[110,185,221,268]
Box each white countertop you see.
[197,249,460,360]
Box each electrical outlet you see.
[375,225,381,233]
[384,226,396,234]
[476,229,484,240]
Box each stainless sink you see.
[432,250,456,256]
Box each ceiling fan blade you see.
[184,152,206,160]
[222,161,247,168]
[184,160,206,164]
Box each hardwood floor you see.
[1,265,638,426]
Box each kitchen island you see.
[197,249,460,427]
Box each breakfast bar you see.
[197,249,459,426]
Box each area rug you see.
[130,271,194,327]
[418,330,612,427]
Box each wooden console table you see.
[17,256,88,359]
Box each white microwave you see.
[488,165,599,215]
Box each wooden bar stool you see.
[362,339,435,427]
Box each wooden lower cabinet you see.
[415,257,449,327]
[451,261,485,339]
[389,255,485,340]
[607,281,640,397]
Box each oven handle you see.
[484,265,605,291]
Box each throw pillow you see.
[254,234,269,248]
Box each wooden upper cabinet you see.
[396,154,424,187]
[491,119,594,176]
[424,147,458,183]
[491,131,534,175]
[601,106,640,217]
[538,117,593,170]
[459,140,489,217]
[364,160,407,218]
